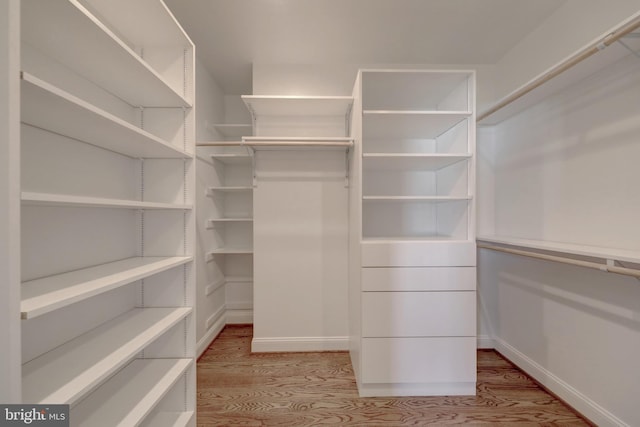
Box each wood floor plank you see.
[197,325,590,426]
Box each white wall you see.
[0,0,21,403]
[478,53,640,426]
[194,60,227,356]
[493,0,640,103]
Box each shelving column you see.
[19,0,196,424]
[350,69,477,397]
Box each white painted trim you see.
[225,301,253,310]
[197,307,225,358]
[477,334,495,349]
[494,337,628,427]
[225,309,253,324]
[251,336,349,352]
[358,381,476,397]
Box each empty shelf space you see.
[21,192,192,210]
[476,235,640,264]
[21,256,193,319]
[141,411,195,427]
[242,95,353,117]
[71,359,192,426]
[21,72,192,159]
[363,196,472,202]
[207,248,254,260]
[22,307,192,405]
[208,218,253,225]
[210,153,253,165]
[363,111,470,139]
[209,124,253,138]
[363,236,474,243]
[22,0,190,107]
[363,153,471,170]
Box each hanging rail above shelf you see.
[477,14,640,123]
[477,238,640,280]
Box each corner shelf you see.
[363,110,471,139]
[362,153,472,170]
[22,307,192,405]
[21,192,192,210]
[208,247,254,256]
[21,256,193,319]
[206,186,253,196]
[71,359,192,426]
[21,72,192,159]
[22,0,191,107]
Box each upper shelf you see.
[477,235,640,264]
[21,73,192,159]
[242,96,353,117]
[363,153,471,171]
[22,0,191,107]
[363,111,470,139]
[210,153,253,165]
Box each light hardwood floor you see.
[197,325,590,426]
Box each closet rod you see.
[477,15,640,122]
[477,243,640,279]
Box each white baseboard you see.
[494,337,628,427]
[251,336,349,352]
[358,381,476,397]
[226,309,253,324]
[197,309,226,358]
[477,334,495,349]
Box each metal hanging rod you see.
[477,14,640,122]
[477,243,640,279]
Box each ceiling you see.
[164,0,566,95]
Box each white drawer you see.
[362,292,476,337]
[361,337,476,384]
[362,267,475,291]
[361,240,476,267]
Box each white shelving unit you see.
[350,69,477,397]
[17,0,196,425]
[209,124,253,138]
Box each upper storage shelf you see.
[242,96,353,117]
[361,70,473,111]
[21,73,192,159]
[363,111,470,139]
[22,0,192,108]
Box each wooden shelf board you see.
[21,256,193,319]
[21,73,192,159]
[242,95,353,117]
[363,111,470,139]
[23,307,192,405]
[209,248,254,255]
[362,236,473,243]
[476,235,640,264]
[71,359,192,426]
[21,192,192,210]
[363,153,471,170]
[141,411,195,427]
[208,218,253,223]
[22,0,190,107]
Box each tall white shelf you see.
[16,0,196,425]
[349,69,477,397]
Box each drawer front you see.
[362,267,476,291]
[362,292,476,337]
[361,240,476,267]
[361,337,476,384]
